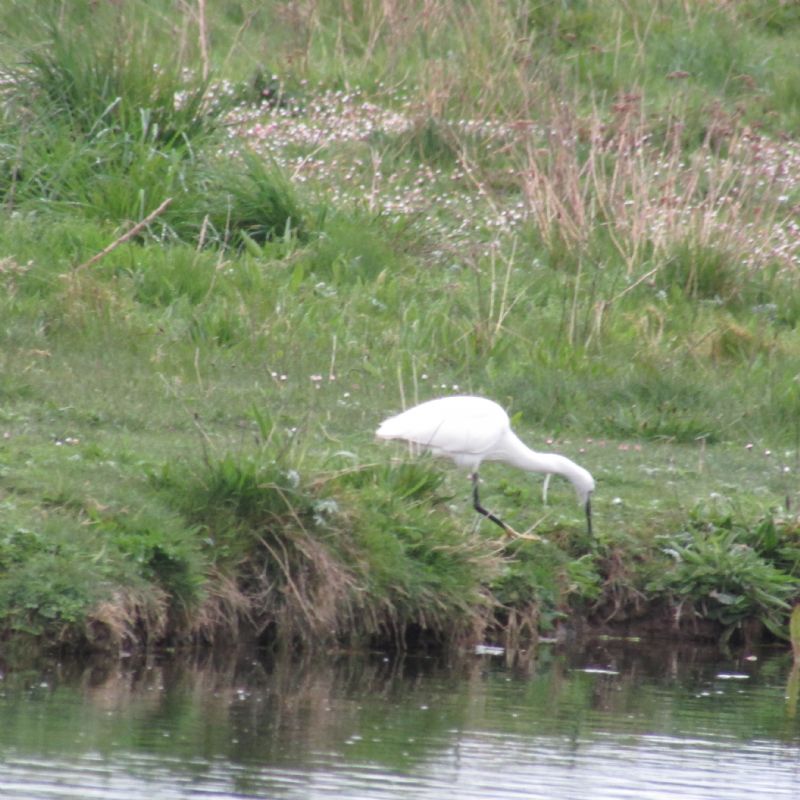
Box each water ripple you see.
[1,646,799,800]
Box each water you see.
[1,640,799,799]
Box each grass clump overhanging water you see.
[151,433,500,650]
[1,1,800,655]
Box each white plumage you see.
[376,395,595,535]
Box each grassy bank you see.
[1,0,800,655]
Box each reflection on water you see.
[0,640,799,799]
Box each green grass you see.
[1,0,800,654]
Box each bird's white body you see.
[376,395,595,532]
[377,395,511,471]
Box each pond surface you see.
[0,639,799,799]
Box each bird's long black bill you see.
[585,498,593,536]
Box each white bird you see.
[376,395,595,536]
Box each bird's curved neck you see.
[499,432,576,478]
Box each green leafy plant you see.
[650,517,800,640]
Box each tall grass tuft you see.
[1,12,218,241]
[172,152,310,247]
[13,19,214,147]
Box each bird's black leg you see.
[471,473,510,533]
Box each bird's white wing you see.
[376,396,508,456]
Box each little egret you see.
[376,395,595,536]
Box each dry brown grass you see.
[518,100,798,272]
[85,586,170,652]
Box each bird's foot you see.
[503,525,543,543]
